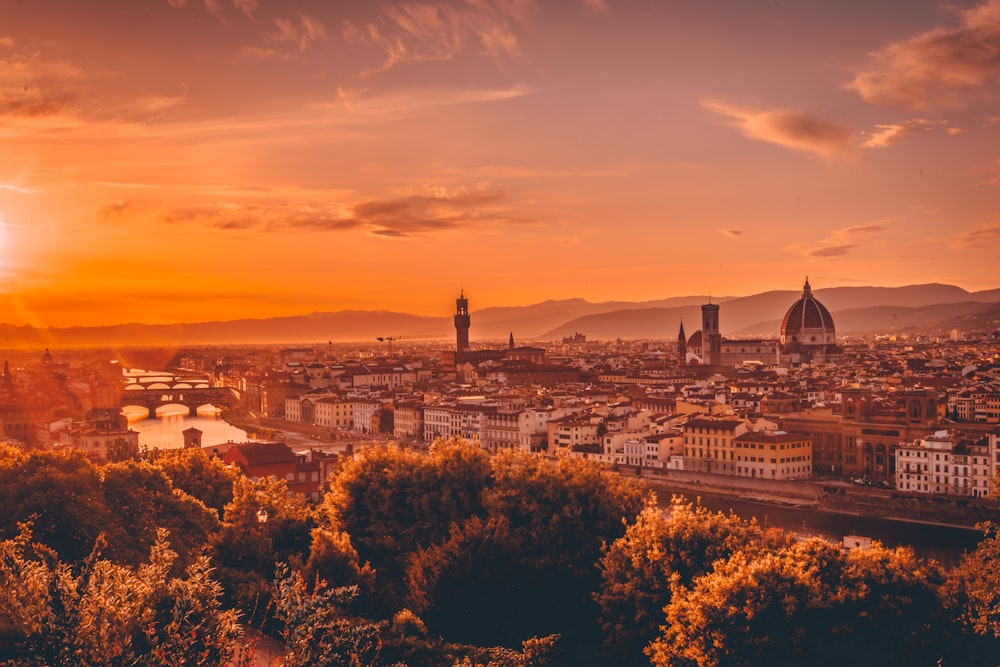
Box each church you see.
[678,278,843,367]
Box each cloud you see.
[702,100,854,159]
[0,183,36,195]
[582,0,607,10]
[233,0,258,21]
[157,186,527,237]
[721,229,743,237]
[784,223,889,258]
[334,186,525,237]
[849,0,1000,110]
[862,118,948,148]
[269,13,326,52]
[96,200,139,222]
[0,37,14,49]
[353,0,530,75]
[949,223,1000,249]
[0,51,80,119]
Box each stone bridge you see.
[121,385,242,417]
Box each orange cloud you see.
[355,0,529,75]
[784,224,889,259]
[269,13,326,52]
[850,0,1000,110]
[0,51,80,119]
[154,186,528,237]
[862,118,947,148]
[702,100,854,159]
[949,222,1000,249]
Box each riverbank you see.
[637,468,1000,531]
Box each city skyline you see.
[1,0,999,327]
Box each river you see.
[654,489,983,569]
[122,405,253,451]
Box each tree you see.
[940,522,1000,664]
[272,564,384,667]
[594,497,760,666]
[212,475,317,627]
[647,538,946,667]
[100,460,220,569]
[151,447,239,518]
[322,438,492,612]
[0,526,240,666]
[0,447,108,563]
[483,448,645,574]
[106,436,140,462]
[404,448,644,659]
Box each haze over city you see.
[1,0,998,328]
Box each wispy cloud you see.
[862,118,947,148]
[0,183,36,195]
[949,222,1000,249]
[0,51,81,119]
[269,13,326,52]
[702,100,854,159]
[785,223,889,258]
[348,0,530,75]
[316,83,534,121]
[233,0,258,21]
[155,185,528,238]
[721,229,743,237]
[849,0,1000,110]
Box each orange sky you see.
[0,0,998,327]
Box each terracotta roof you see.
[227,442,296,465]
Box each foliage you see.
[484,448,646,574]
[594,496,761,666]
[272,564,384,667]
[322,438,492,610]
[301,526,377,614]
[0,447,108,563]
[647,538,946,667]
[151,447,239,518]
[212,475,317,627]
[106,437,140,463]
[100,460,220,569]
[0,526,240,666]
[402,447,644,659]
[938,522,1000,663]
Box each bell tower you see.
[701,302,721,366]
[454,290,470,353]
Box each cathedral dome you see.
[780,278,836,347]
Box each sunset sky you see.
[1,0,998,327]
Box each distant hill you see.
[542,285,1000,340]
[0,283,996,347]
[734,302,1000,337]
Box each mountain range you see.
[2,284,999,348]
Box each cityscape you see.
[3,0,1000,665]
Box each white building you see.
[896,429,993,497]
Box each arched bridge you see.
[122,385,242,417]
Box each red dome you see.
[780,279,835,345]
[686,329,703,350]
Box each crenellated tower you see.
[454,290,470,353]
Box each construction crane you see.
[376,336,401,357]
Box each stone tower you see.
[454,290,470,353]
[701,302,721,366]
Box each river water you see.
[123,405,252,451]
[654,489,983,569]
